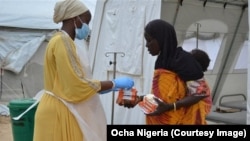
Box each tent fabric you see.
[0,28,49,74]
[103,0,148,75]
[0,0,248,125]
[0,0,59,29]
[0,0,96,101]
[89,0,161,124]
[0,0,96,29]
[89,0,248,125]
[0,0,96,74]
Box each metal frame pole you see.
[105,52,125,124]
[195,23,201,49]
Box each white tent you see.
[0,0,96,100]
[0,0,249,125]
[89,0,249,124]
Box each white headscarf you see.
[53,0,89,24]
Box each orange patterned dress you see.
[146,69,186,124]
[146,69,211,125]
[182,78,212,124]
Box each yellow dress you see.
[33,31,106,141]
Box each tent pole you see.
[212,5,246,103]
[105,52,125,125]
[195,23,201,49]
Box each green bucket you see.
[8,98,38,141]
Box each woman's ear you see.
[73,16,81,27]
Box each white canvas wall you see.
[89,0,161,124]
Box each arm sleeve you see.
[50,34,101,103]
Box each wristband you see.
[173,102,176,111]
[111,80,115,89]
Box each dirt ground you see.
[0,115,13,141]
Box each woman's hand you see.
[146,97,172,116]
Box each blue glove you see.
[112,77,134,90]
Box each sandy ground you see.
[0,115,13,141]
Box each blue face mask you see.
[75,18,90,40]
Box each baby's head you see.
[191,49,210,72]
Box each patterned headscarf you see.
[145,19,203,81]
[53,0,89,24]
